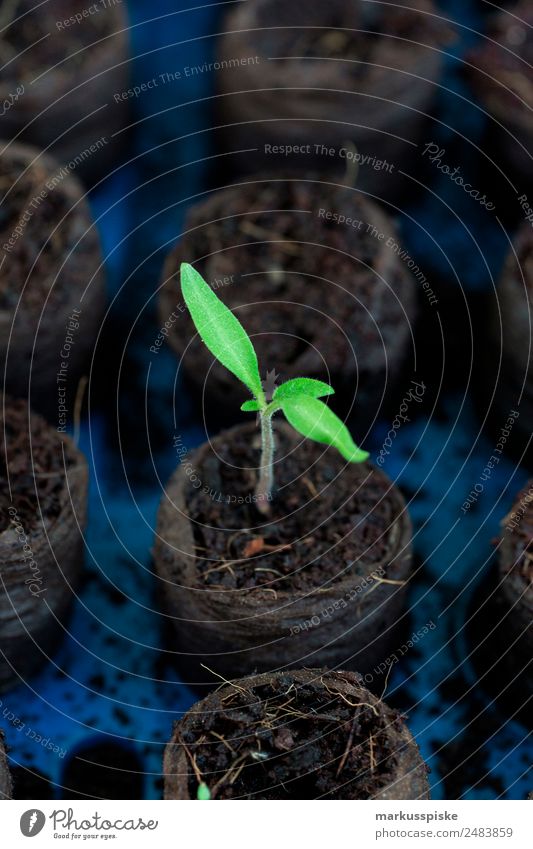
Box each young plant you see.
[181,263,368,514]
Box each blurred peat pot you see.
[0,397,87,692]
[0,0,130,183]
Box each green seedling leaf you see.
[273,377,334,403]
[280,396,369,463]
[241,399,261,412]
[181,263,264,402]
[197,782,211,800]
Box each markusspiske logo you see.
[20,809,46,837]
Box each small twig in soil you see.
[202,560,237,579]
[372,575,407,587]
[210,731,235,753]
[176,729,203,785]
[320,679,379,715]
[369,734,376,774]
[253,567,286,578]
[301,476,318,498]
[336,714,358,777]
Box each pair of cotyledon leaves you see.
[181,263,368,464]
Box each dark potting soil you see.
[186,424,400,592]
[502,481,533,586]
[165,177,413,385]
[230,0,446,69]
[0,1,114,82]
[0,149,98,313]
[181,672,401,800]
[0,398,78,533]
[469,1,533,119]
[511,226,533,299]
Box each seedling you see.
[181,263,368,514]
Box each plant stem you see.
[255,411,275,515]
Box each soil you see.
[163,668,430,800]
[501,481,533,588]
[215,1,451,192]
[187,422,401,593]
[468,2,533,177]
[469,2,533,123]
[0,1,115,81]
[0,144,101,312]
[160,176,416,427]
[468,484,533,728]
[154,421,413,687]
[239,0,446,64]
[0,732,12,799]
[0,1,130,182]
[0,142,106,414]
[480,223,533,466]
[0,396,88,691]
[0,398,79,533]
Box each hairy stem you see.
[255,411,275,515]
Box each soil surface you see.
[501,480,533,587]
[165,669,428,800]
[227,0,447,73]
[470,1,533,118]
[0,146,100,312]
[0,732,11,799]
[0,398,78,533]
[0,1,115,81]
[185,423,401,592]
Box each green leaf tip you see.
[280,396,369,463]
[273,377,334,402]
[180,263,264,403]
[241,399,261,412]
[197,782,211,800]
